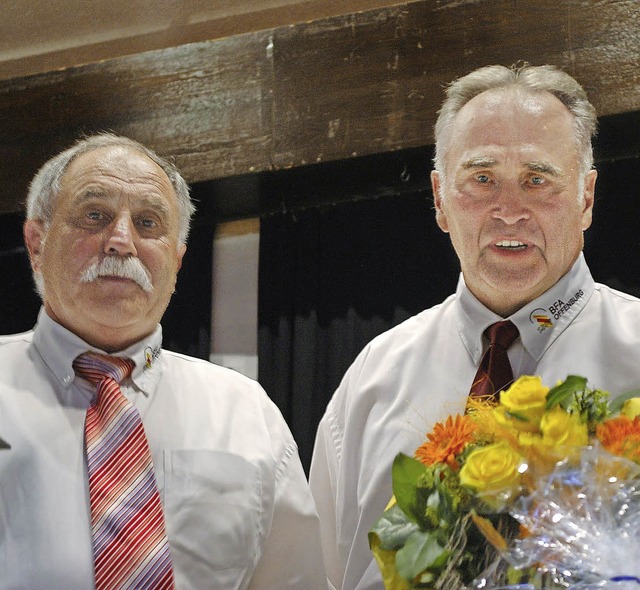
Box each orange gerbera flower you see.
[596,415,640,464]
[415,415,477,470]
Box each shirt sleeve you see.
[309,408,342,590]
[249,431,329,589]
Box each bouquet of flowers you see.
[369,375,640,589]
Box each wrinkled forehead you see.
[454,87,574,133]
[443,88,579,168]
[56,145,179,211]
[62,145,169,186]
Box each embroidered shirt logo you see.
[144,346,161,370]
[548,289,585,321]
[530,308,554,333]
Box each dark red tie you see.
[469,320,519,401]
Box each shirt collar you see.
[32,307,164,396]
[456,253,594,364]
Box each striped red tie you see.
[74,352,174,590]
[469,320,519,402]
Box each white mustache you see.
[80,257,153,292]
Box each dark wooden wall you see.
[1,0,639,218]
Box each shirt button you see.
[62,374,73,385]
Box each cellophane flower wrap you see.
[369,375,640,590]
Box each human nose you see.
[491,182,530,225]
[104,212,138,256]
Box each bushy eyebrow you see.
[461,157,497,170]
[135,196,171,218]
[74,188,107,202]
[460,158,562,176]
[526,161,562,176]
[73,189,171,215]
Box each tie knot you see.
[73,351,135,386]
[484,320,519,350]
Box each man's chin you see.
[75,311,156,350]
[483,256,546,282]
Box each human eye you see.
[470,170,497,188]
[137,217,157,229]
[529,175,546,186]
[456,170,495,196]
[86,210,105,221]
[73,205,111,229]
[135,212,165,236]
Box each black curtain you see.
[160,217,213,360]
[258,192,459,473]
[0,212,40,333]
[584,157,640,297]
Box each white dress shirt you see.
[309,253,640,590]
[0,309,327,590]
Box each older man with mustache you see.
[0,134,327,589]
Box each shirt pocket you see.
[160,450,263,588]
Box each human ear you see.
[431,170,449,233]
[176,243,187,272]
[580,169,597,231]
[23,219,46,272]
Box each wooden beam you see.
[0,0,412,81]
[1,0,639,215]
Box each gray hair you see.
[26,133,195,245]
[433,64,598,182]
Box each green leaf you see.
[395,530,449,581]
[504,410,528,422]
[392,453,429,525]
[545,375,588,409]
[369,504,421,551]
[609,389,640,414]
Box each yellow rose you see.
[499,376,550,433]
[621,397,640,419]
[540,407,588,448]
[515,431,542,448]
[459,442,522,498]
